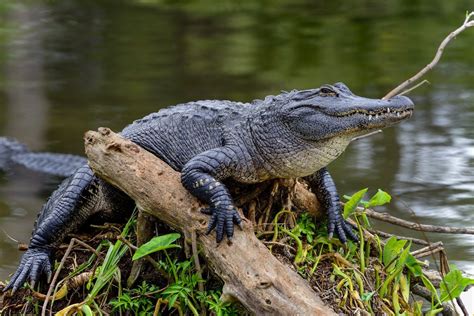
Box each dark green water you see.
[0,0,473,286]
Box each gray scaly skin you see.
[0,137,87,177]
[4,82,414,292]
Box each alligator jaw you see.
[342,106,414,127]
[328,95,415,133]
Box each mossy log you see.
[84,127,333,315]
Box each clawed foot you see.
[201,206,243,242]
[3,248,52,293]
[327,210,359,244]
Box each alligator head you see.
[280,82,414,141]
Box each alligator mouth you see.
[339,107,414,120]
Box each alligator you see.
[3,82,414,292]
[0,137,87,177]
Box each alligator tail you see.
[12,153,87,177]
[0,136,87,177]
[0,137,29,171]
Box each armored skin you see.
[4,82,414,292]
[0,137,87,177]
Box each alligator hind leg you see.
[4,165,100,292]
[304,167,358,243]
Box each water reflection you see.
[0,2,54,280]
[0,1,473,281]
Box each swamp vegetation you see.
[1,185,472,315]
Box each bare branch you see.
[410,241,444,258]
[351,130,382,142]
[362,208,474,235]
[383,12,474,100]
[399,79,430,96]
[362,226,431,246]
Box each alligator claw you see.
[327,206,359,244]
[3,248,52,293]
[203,206,242,243]
[343,220,359,242]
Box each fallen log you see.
[84,127,334,315]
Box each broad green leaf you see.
[133,233,181,260]
[382,237,407,268]
[440,268,474,302]
[395,243,412,271]
[365,189,391,208]
[405,253,423,277]
[343,188,368,219]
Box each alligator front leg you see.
[4,165,97,292]
[181,147,242,242]
[304,167,358,243]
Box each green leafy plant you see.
[293,212,316,243]
[343,187,368,219]
[198,291,239,316]
[362,189,392,208]
[110,281,158,315]
[439,266,474,302]
[132,233,181,260]
[56,213,137,315]
[131,233,208,315]
[275,188,473,314]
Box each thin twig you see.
[456,296,469,316]
[262,241,296,253]
[383,12,474,99]
[42,238,86,316]
[70,239,101,257]
[439,249,469,316]
[399,79,430,96]
[351,130,382,142]
[260,181,279,230]
[117,235,138,251]
[410,241,443,257]
[248,200,257,226]
[2,229,20,243]
[414,246,444,259]
[362,208,474,235]
[364,227,430,246]
[191,230,206,315]
[183,230,191,259]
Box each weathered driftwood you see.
[84,127,334,315]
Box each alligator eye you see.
[318,87,337,97]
